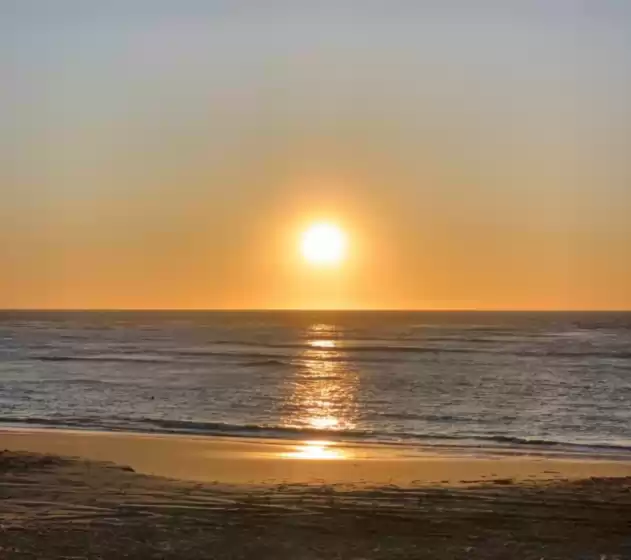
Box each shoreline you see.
[2,420,631,455]
[3,417,631,458]
[2,426,631,486]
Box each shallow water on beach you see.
[1,310,630,453]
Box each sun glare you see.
[282,440,346,460]
[301,223,347,265]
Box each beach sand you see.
[1,429,631,558]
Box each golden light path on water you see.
[282,440,347,460]
[280,324,359,460]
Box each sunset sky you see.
[3,1,631,310]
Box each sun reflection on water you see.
[282,324,359,434]
[309,417,339,429]
[282,440,347,460]
[309,339,336,348]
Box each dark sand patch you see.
[1,451,631,559]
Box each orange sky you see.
[3,3,631,310]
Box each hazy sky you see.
[3,1,631,309]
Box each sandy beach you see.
[2,429,631,559]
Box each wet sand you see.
[1,429,631,558]
[2,427,631,486]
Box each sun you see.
[301,223,347,265]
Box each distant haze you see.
[3,1,631,310]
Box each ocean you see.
[1,310,630,454]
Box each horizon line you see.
[1,308,630,313]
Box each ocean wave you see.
[241,358,290,368]
[31,355,174,364]
[27,350,425,366]
[27,343,631,368]
[169,344,446,355]
[379,412,460,422]
[1,415,630,455]
[29,353,292,366]
[515,350,631,359]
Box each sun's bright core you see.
[301,223,347,265]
